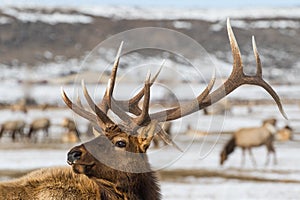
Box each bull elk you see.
[27,118,51,141]
[220,120,278,166]
[0,19,286,199]
[0,120,26,141]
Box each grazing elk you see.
[152,122,172,148]
[27,118,51,141]
[0,120,26,141]
[185,124,208,137]
[0,19,286,199]
[61,117,80,143]
[220,119,278,167]
[276,125,293,141]
[203,98,231,115]
[10,99,27,114]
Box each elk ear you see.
[137,120,158,152]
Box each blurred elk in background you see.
[61,117,80,143]
[220,119,278,166]
[0,19,287,199]
[27,118,51,142]
[0,120,26,141]
[276,125,293,141]
[152,122,172,148]
[203,98,231,115]
[184,124,208,137]
[10,99,27,114]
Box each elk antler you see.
[148,18,287,122]
[61,19,286,149]
[61,88,110,133]
[114,61,165,116]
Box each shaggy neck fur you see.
[91,166,161,200]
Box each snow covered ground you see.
[2,6,300,23]
[0,102,299,199]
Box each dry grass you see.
[158,169,300,184]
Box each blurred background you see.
[0,0,300,199]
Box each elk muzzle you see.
[67,150,82,165]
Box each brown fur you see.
[67,126,162,200]
[0,125,161,199]
[0,167,100,200]
[1,20,286,199]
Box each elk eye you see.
[115,140,127,148]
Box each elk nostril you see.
[67,151,82,164]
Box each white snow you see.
[1,7,93,24]
[0,16,12,24]
[172,21,192,29]
[76,6,300,22]
[1,6,300,23]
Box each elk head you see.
[62,19,286,186]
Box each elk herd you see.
[0,19,295,199]
[0,117,82,143]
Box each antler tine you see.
[76,89,84,108]
[157,123,183,152]
[150,60,165,85]
[61,87,104,131]
[255,80,287,119]
[134,71,152,126]
[250,38,287,119]
[101,41,123,113]
[148,18,286,122]
[227,18,243,75]
[81,80,117,125]
[207,19,287,118]
[197,68,216,102]
[149,70,216,121]
[252,36,262,77]
[115,60,165,116]
[92,42,138,125]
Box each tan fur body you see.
[1,120,25,133]
[0,120,26,141]
[11,100,27,113]
[61,118,76,131]
[61,118,80,140]
[0,167,100,200]
[62,131,79,143]
[220,123,277,166]
[276,126,293,141]
[28,118,51,139]
[30,118,50,130]
[234,123,275,147]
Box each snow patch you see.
[2,8,93,24]
[172,21,192,29]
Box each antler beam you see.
[148,18,287,122]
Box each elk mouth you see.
[71,162,96,175]
[67,150,96,174]
[67,158,96,175]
